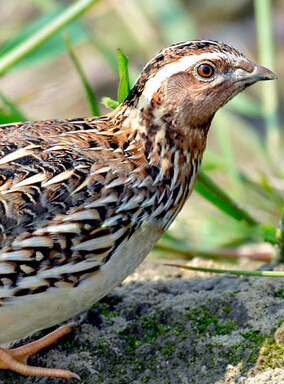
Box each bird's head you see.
[125,40,277,130]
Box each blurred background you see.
[0,0,283,272]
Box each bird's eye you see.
[197,63,215,78]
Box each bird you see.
[0,40,276,380]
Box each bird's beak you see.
[234,60,278,84]
[249,63,278,81]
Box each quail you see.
[0,40,277,379]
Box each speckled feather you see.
[0,111,197,296]
[0,40,276,347]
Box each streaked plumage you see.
[0,40,277,379]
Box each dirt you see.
[1,260,284,384]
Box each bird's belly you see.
[0,222,163,344]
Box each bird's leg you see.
[0,324,80,380]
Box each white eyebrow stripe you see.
[138,51,233,108]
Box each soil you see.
[1,260,284,384]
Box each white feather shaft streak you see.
[92,167,110,174]
[71,177,90,194]
[0,250,33,261]
[141,192,157,208]
[35,223,81,234]
[42,169,74,187]
[117,194,144,212]
[46,145,68,152]
[86,194,118,208]
[173,183,184,205]
[171,166,180,190]
[9,173,46,190]
[0,262,19,273]
[36,260,102,279]
[105,178,124,189]
[152,203,165,218]
[0,145,40,165]
[12,236,54,248]
[63,209,101,222]
[72,227,127,251]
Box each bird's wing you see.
[0,118,157,301]
[0,117,126,239]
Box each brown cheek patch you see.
[165,71,199,101]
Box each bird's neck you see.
[108,99,213,229]
[112,99,212,174]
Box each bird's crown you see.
[125,40,245,106]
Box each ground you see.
[1,260,284,384]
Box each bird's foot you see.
[0,324,80,380]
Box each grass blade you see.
[63,32,99,116]
[101,97,119,110]
[155,243,272,262]
[165,264,284,277]
[194,182,243,222]
[196,171,259,225]
[0,8,89,71]
[254,0,280,153]
[0,90,27,122]
[0,0,100,75]
[279,203,284,261]
[117,48,130,104]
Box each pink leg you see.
[0,324,80,380]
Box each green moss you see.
[183,306,236,336]
[77,347,87,353]
[140,312,181,342]
[93,339,110,357]
[273,288,284,298]
[222,305,231,315]
[258,338,284,369]
[130,358,143,372]
[161,343,176,358]
[62,338,80,350]
[125,335,143,354]
[241,329,267,345]
[87,302,278,382]
[203,328,272,369]
[99,303,119,318]
[91,295,120,318]
[93,309,190,380]
[143,332,158,343]
[140,375,151,383]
